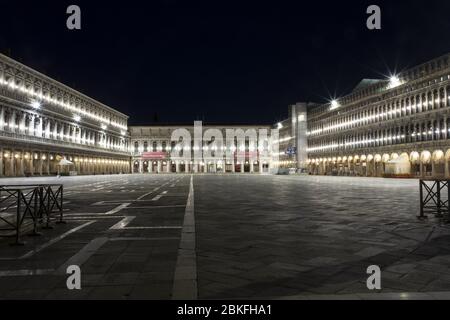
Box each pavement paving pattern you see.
[0,174,449,299]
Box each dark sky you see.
[1,0,450,125]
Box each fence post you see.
[29,187,41,236]
[418,180,426,219]
[43,186,53,230]
[56,185,65,224]
[11,190,24,246]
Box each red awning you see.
[142,152,168,160]
[234,151,259,158]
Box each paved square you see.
[0,174,449,299]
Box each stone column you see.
[8,153,14,177]
[250,162,254,173]
[445,160,449,179]
[157,161,162,173]
[16,152,24,177]
[139,160,143,173]
[176,161,180,173]
[166,162,170,173]
[44,153,50,175]
[0,148,3,177]
[259,161,263,174]
[28,154,34,176]
[240,162,244,173]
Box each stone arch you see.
[410,151,420,177]
[445,149,450,161]
[390,153,399,160]
[372,154,382,177]
[433,150,445,177]
[421,151,432,177]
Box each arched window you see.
[428,92,433,109]
[440,88,445,108]
[446,86,450,107]
[422,93,427,112]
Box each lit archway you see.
[433,150,445,177]
[421,151,432,177]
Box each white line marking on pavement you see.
[18,221,96,260]
[0,269,54,277]
[151,195,163,201]
[121,205,185,209]
[137,187,160,200]
[123,226,182,230]
[136,179,176,201]
[90,187,105,192]
[57,237,109,274]
[109,216,181,230]
[109,216,135,229]
[65,212,126,216]
[105,203,130,215]
[172,174,197,300]
[109,237,180,241]
[91,200,185,204]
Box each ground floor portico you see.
[132,158,271,174]
[0,143,130,177]
[307,143,450,179]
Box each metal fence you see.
[0,184,64,245]
[419,179,450,222]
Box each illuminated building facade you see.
[5,52,450,178]
[0,53,130,177]
[306,53,450,178]
[274,102,311,172]
[130,123,273,174]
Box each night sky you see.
[0,0,449,125]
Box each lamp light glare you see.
[31,101,41,109]
[330,100,340,110]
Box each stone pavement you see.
[194,175,450,299]
[0,174,449,299]
[0,174,191,299]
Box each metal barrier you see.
[419,179,450,221]
[36,185,65,228]
[0,184,64,245]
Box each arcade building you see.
[306,53,450,178]
[3,51,450,178]
[129,123,274,174]
[0,53,130,177]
